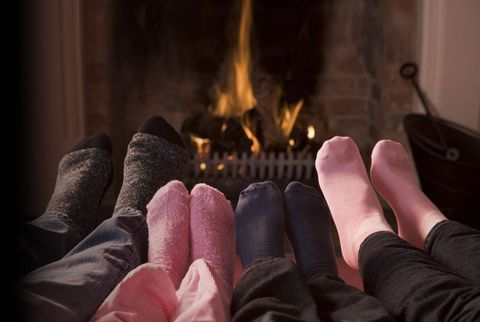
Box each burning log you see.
[182,113,255,154]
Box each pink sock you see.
[370,140,447,249]
[146,180,190,289]
[316,136,393,269]
[190,184,235,286]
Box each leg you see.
[425,220,480,285]
[232,181,319,321]
[114,116,188,215]
[360,232,480,322]
[231,258,320,322]
[315,136,393,269]
[370,140,480,284]
[91,181,192,321]
[284,181,394,322]
[370,139,447,248]
[17,209,148,322]
[14,133,112,277]
[17,116,190,321]
[174,184,235,321]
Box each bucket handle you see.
[400,62,460,161]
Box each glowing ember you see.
[307,125,315,140]
[199,162,207,171]
[289,138,295,147]
[217,163,225,171]
[190,134,211,158]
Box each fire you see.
[190,134,211,158]
[275,99,304,139]
[210,0,256,118]
[204,0,305,154]
[241,115,261,155]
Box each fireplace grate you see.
[189,151,316,180]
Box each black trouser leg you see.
[231,257,320,322]
[360,232,480,322]
[306,274,394,322]
[425,220,480,285]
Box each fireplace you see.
[82,0,417,206]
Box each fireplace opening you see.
[178,0,321,201]
[82,0,417,206]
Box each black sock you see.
[138,115,185,148]
[284,181,338,280]
[114,116,189,214]
[69,132,113,154]
[234,181,285,268]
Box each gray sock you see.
[45,148,112,236]
[114,133,189,215]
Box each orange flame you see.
[241,115,261,155]
[275,99,304,139]
[210,0,256,118]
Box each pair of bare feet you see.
[316,137,447,269]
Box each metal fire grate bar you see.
[189,151,316,180]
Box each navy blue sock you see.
[284,181,338,279]
[234,181,285,268]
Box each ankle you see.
[343,214,393,269]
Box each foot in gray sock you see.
[45,133,113,237]
[114,116,189,215]
[284,181,338,279]
[234,181,285,268]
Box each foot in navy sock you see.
[284,181,338,280]
[234,181,285,268]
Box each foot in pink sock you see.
[316,136,393,269]
[370,140,447,249]
[147,180,190,289]
[190,184,235,285]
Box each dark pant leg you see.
[425,220,480,285]
[306,274,394,322]
[13,212,83,279]
[360,232,480,322]
[231,257,320,322]
[16,208,148,322]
